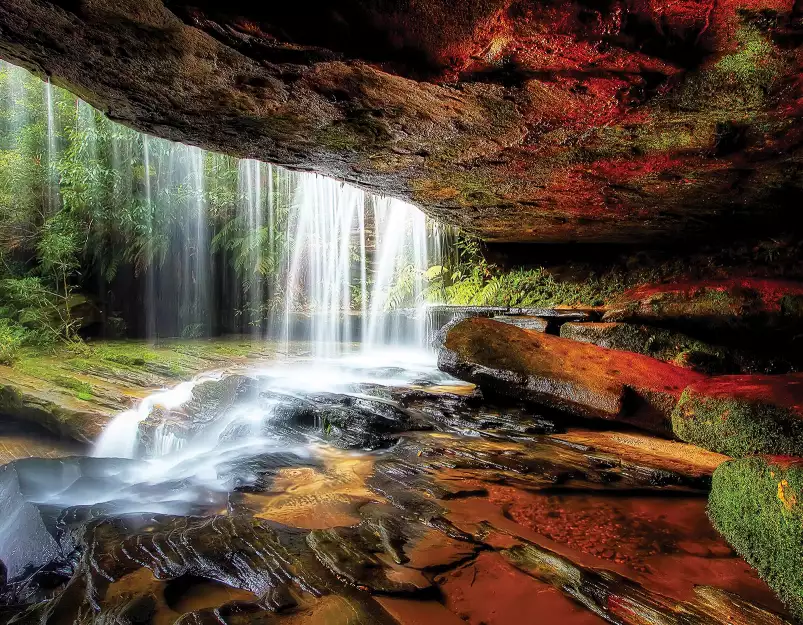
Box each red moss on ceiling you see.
[1,0,801,243]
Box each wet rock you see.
[560,321,758,374]
[183,375,260,423]
[0,419,85,465]
[263,390,425,449]
[672,374,803,457]
[0,464,60,585]
[394,387,558,437]
[138,375,261,454]
[709,456,803,621]
[0,380,112,444]
[438,317,705,434]
[548,429,729,483]
[503,539,794,624]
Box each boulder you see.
[560,321,755,374]
[0,464,61,584]
[602,280,803,365]
[709,456,803,620]
[672,375,803,457]
[437,317,705,434]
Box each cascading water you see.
[238,158,266,339]
[0,58,463,520]
[282,175,440,357]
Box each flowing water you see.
[1,58,455,521]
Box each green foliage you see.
[0,277,70,347]
[416,233,629,309]
[709,457,803,619]
[0,318,25,365]
[1,61,293,340]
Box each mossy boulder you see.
[603,280,803,367]
[672,375,803,457]
[709,456,803,620]
[560,321,753,374]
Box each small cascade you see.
[283,175,366,357]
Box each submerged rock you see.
[437,317,704,434]
[709,456,803,621]
[672,374,803,457]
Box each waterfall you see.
[1,59,445,348]
[283,175,364,357]
[238,159,266,339]
[45,79,59,216]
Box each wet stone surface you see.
[0,371,796,625]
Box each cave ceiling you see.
[1,0,802,244]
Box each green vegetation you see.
[709,457,803,619]
[391,235,635,309]
[672,387,803,457]
[0,61,294,360]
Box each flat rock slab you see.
[0,420,84,465]
[492,315,550,332]
[438,317,705,434]
[548,429,729,482]
[0,339,279,444]
[560,321,758,374]
[709,456,803,622]
[672,374,803,457]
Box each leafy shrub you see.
[0,318,25,365]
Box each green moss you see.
[675,25,786,120]
[314,112,391,153]
[52,374,94,398]
[672,389,803,456]
[561,323,737,373]
[715,26,779,84]
[709,457,803,619]
[780,294,803,318]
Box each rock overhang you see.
[1,0,802,245]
